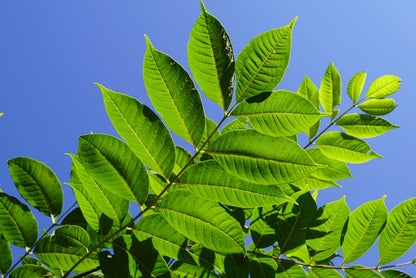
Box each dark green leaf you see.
[358,98,398,116]
[380,269,413,278]
[336,114,399,138]
[143,36,206,147]
[21,257,43,266]
[276,261,307,278]
[171,262,218,278]
[0,234,12,274]
[347,71,367,104]
[8,157,63,218]
[235,18,296,102]
[250,206,279,248]
[366,75,401,99]
[319,63,341,116]
[248,255,277,278]
[10,265,54,278]
[224,254,249,278]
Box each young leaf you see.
[319,62,341,116]
[171,262,218,278]
[175,160,294,208]
[10,265,53,278]
[250,206,279,248]
[378,197,416,265]
[309,268,343,278]
[235,18,296,102]
[366,75,401,99]
[206,130,322,185]
[157,189,245,253]
[0,192,38,248]
[0,234,12,275]
[307,196,350,263]
[347,71,367,104]
[358,98,398,116]
[231,90,326,137]
[143,36,206,147]
[188,1,235,110]
[78,134,149,205]
[298,76,321,138]
[98,84,175,179]
[336,114,399,138]
[316,131,383,163]
[342,197,388,264]
[306,148,352,181]
[8,157,63,218]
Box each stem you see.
[63,114,231,278]
[4,202,77,277]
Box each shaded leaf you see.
[316,131,382,163]
[10,265,54,278]
[223,254,249,278]
[380,269,413,278]
[8,157,63,218]
[99,84,175,179]
[235,18,296,102]
[336,114,399,138]
[206,130,321,185]
[21,257,44,266]
[188,1,235,110]
[250,205,279,248]
[143,36,205,146]
[276,261,307,278]
[306,148,352,181]
[198,117,220,150]
[0,234,12,274]
[248,255,277,278]
[173,146,193,176]
[149,172,167,196]
[366,75,401,99]
[347,71,367,104]
[171,262,218,278]
[319,63,341,116]
[358,99,398,116]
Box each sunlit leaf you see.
[276,261,307,278]
[336,114,399,138]
[171,262,218,278]
[347,71,367,104]
[292,176,341,190]
[148,172,167,196]
[285,245,310,263]
[378,197,416,265]
[0,192,38,248]
[99,84,175,179]
[235,18,296,102]
[0,234,12,274]
[206,130,321,185]
[316,131,382,163]
[366,75,401,99]
[342,197,387,264]
[143,36,206,146]
[172,146,193,176]
[307,196,350,263]
[232,90,326,137]
[344,265,381,278]
[8,157,63,218]
[198,117,220,150]
[188,1,235,110]
[10,265,54,278]
[221,119,248,133]
[298,76,320,138]
[176,160,294,208]
[306,148,352,181]
[319,63,341,116]
[309,268,343,278]
[78,134,149,205]
[380,269,413,278]
[158,189,245,253]
[358,98,398,116]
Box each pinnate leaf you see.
[188,1,235,110]
[206,130,321,185]
[336,114,399,138]
[8,157,63,218]
[316,131,382,163]
[319,63,341,116]
[347,71,367,103]
[358,98,398,116]
[143,36,205,146]
[366,75,401,99]
[235,18,296,102]
[99,84,175,179]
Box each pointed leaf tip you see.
[200,0,206,12]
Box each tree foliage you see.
[0,2,414,277]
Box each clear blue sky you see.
[1,1,415,275]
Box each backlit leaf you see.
[143,36,205,146]
[276,261,307,278]
[319,63,341,115]
[198,117,220,150]
[306,148,352,181]
[235,18,296,102]
[99,84,175,179]
[188,1,235,110]
[292,176,340,190]
[232,90,326,137]
[250,205,279,248]
[8,157,63,218]
[0,234,12,274]
[316,131,382,163]
[309,268,343,278]
[298,76,320,138]
[158,189,245,253]
[148,172,167,196]
[358,98,398,116]
[336,114,399,138]
[344,265,381,278]
[206,129,321,185]
[221,119,248,133]
[78,134,149,205]
[173,146,193,176]
[347,71,367,104]
[366,75,401,99]
[342,197,387,264]
[378,197,416,265]
[176,160,294,208]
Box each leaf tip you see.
[144,34,152,47]
[289,16,298,28]
[200,0,206,12]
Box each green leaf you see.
[336,114,399,138]
[316,131,383,163]
[21,257,44,266]
[171,262,218,278]
[366,75,401,99]
[248,255,277,278]
[306,148,352,181]
[188,1,235,110]
[292,176,341,190]
[158,189,245,253]
[358,98,398,116]
[344,265,381,278]
[250,206,279,248]
[342,197,388,264]
[10,265,54,278]
[8,157,63,219]
[98,84,175,179]
[176,160,294,208]
[206,130,322,185]
[52,225,90,249]
[309,268,343,278]
[380,269,413,278]
[78,134,149,205]
[224,254,249,278]
[186,246,226,272]
[235,18,296,102]
[276,261,307,278]
[232,90,326,137]
[198,117,220,150]
[143,36,206,146]
[173,146,193,177]
[68,154,129,226]
[0,192,38,248]
[378,197,416,265]
[347,71,367,104]
[0,234,12,274]
[319,63,341,115]
[307,196,350,263]
[298,76,321,139]
[148,172,167,195]
[221,119,248,133]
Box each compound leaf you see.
[344,266,381,278]
[336,114,399,138]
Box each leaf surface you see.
[248,255,277,278]
[336,114,399,138]
[347,71,367,103]
[309,268,343,278]
[292,176,340,190]
[10,265,53,278]
[358,98,398,116]
[222,119,248,133]
[344,265,381,278]
[306,148,352,181]
[319,63,341,115]
[250,206,279,248]
[380,269,412,278]
[366,75,401,98]
[0,234,12,274]
[171,262,218,278]
[298,76,320,138]
[275,261,307,278]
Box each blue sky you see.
[1,0,415,275]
